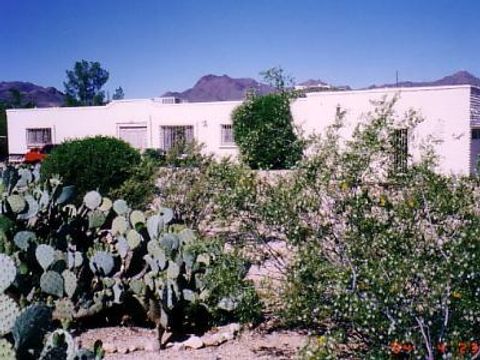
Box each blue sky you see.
[1,0,479,98]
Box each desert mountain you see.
[0,81,64,108]
[162,74,273,102]
[369,71,480,89]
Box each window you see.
[472,129,480,140]
[160,125,194,151]
[221,124,235,146]
[119,126,148,149]
[392,129,408,174]
[26,128,52,148]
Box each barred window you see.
[26,128,52,148]
[392,129,408,174]
[221,124,235,146]
[160,125,194,151]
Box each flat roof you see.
[6,84,479,113]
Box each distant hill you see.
[369,71,480,89]
[0,81,64,108]
[162,74,273,102]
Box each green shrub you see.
[232,93,303,169]
[41,136,141,198]
[262,98,480,358]
[110,158,158,209]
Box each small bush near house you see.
[41,136,141,199]
[110,157,158,209]
[232,92,303,170]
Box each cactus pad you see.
[13,231,36,251]
[40,271,64,298]
[7,194,26,214]
[62,270,77,298]
[83,191,102,210]
[0,338,16,360]
[0,294,20,336]
[112,216,128,235]
[67,251,83,269]
[116,236,129,258]
[129,210,145,227]
[35,244,55,271]
[41,329,75,360]
[0,254,16,293]
[88,210,106,229]
[147,215,163,239]
[89,251,114,276]
[13,304,52,355]
[158,207,174,224]
[113,199,129,215]
[17,194,40,220]
[126,229,142,249]
[99,197,113,212]
[178,228,196,245]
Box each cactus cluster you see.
[0,165,256,352]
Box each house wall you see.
[6,85,474,175]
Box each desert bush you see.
[110,158,158,209]
[246,97,480,359]
[232,92,303,169]
[156,158,258,232]
[41,136,141,198]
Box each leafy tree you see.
[64,60,109,106]
[232,67,303,169]
[112,86,125,100]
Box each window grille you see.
[26,128,52,148]
[221,124,235,146]
[159,126,194,151]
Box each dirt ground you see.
[78,325,307,360]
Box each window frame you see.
[26,128,52,148]
[159,125,194,151]
[220,124,236,147]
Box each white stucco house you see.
[6,85,480,175]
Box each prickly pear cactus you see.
[0,338,16,360]
[12,304,52,354]
[113,199,129,215]
[0,254,16,293]
[40,329,76,360]
[0,294,20,336]
[83,191,102,210]
[40,271,64,298]
[13,231,36,251]
[35,244,55,271]
[62,270,77,299]
[7,194,26,214]
[89,252,114,276]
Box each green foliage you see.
[110,158,158,209]
[232,92,303,169]
[112,86,125,100]
[64,60,109,106]
[248,97,480,358]
[40,136,141,198]
[201,242,262,324]
[157,158,257,229]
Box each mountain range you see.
[368,70,480,89]
[0,81,64,108]
[1,71,479,107]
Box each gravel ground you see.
[78,325,307,360]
